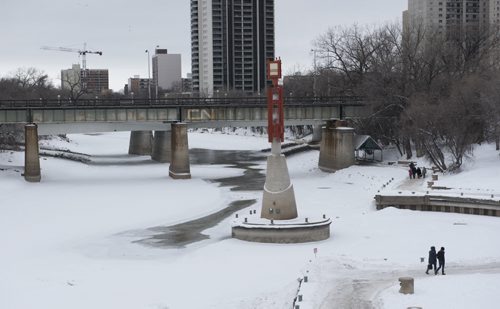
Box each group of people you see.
[409,162,427,179]
[426,246,446,275]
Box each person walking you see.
[422,167,427,178]
[436,247,446,275]
[426,246,437,274]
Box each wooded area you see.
[290,22,500,171]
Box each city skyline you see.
[0,0,406,92]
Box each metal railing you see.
[0,96,365,109]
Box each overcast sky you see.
[0,0,407,91]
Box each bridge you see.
[0,96,368,182]
[0,96,366,134]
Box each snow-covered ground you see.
[0,131,499,309]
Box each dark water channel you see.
[189,148,267,191]
[135,148,267,248]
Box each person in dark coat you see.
[436,247,445,275]
[426,246,437,274]
[422,167,427,178]
[416,167,422,178]
[409,162,416,179]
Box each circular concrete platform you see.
[232,217,331,243]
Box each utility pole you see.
[145,49,151,100]
[311,49,318,98]
[155,45,159,99]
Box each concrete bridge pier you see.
[169,123,191,179]
[128,131,153,155]
[311,125,323,143]
[318,120,355,172]
[24,123,41,182]
[151,130,171,163]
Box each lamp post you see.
[145,49,151,100]
[155,45,159,100]
[310,49,318,98]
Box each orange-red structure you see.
[266,58,284,143]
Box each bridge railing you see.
[0,96,365,109]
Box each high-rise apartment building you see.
[191,0,275,96]
[85,69,109,94]
[61,64,109,95]
[405,0,500,35]
[152,49,182,94]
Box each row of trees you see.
[0,68,125,101]
[289,22,500,171]
[0,68,116,148]
[0,68,58,100]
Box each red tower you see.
[267,58,284,143]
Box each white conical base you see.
[261,140,298,220]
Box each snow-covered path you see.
[317,262,500,309]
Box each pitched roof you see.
[354,135,382,151]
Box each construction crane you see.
[41,43,102,70]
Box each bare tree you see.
[314,24,384,94]
[0,67,57,100]
[11,67,49,89]
[60,72,87,102]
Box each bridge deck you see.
[0,97,368,134]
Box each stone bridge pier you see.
[311,125,323,143]
[128,131,153,155]
[20,123,192,182]
[127,129,173,163]
[24,123,41,182]
[151,130,172,163]
[168,123,191,179]
[128,126,190,178]
[318,119,355,172]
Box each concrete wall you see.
[375,194,500,217]
[232,223,331,243]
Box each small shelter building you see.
[354,135,383,162]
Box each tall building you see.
[152,49,182,94]
[406,0,500,35]
[61,64,109,95]
[85,69,109,94]
[127,75,153,97]
[191,0,275,97]
[61,64,82,93]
